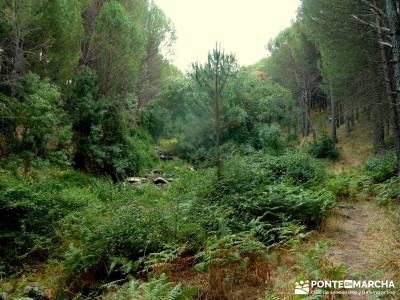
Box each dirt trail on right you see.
[323,200,400,299]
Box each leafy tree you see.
[2,73,72,171]
[136,1,176,107]
[0,0,46,96]
[67,67,157,180]
[38,0,83,86]
[92,0,145,97]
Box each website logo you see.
[294,279,396,296]
[295,280,310,295]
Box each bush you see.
[0,151,334,291]
[255,123,286,154]
[0,169,97,272]
[68,67,158,180]
[309,136,339,160]
[220,183,334,237]
[364,154,397,183]
[216,154,334,242]
[255,152,325,184]
[325,172,358,199]
[108,274,197,300]
[376,177,400,205]
[60,167,216,278]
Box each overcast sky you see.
[153,0,300,71]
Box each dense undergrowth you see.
[0,149,338,299]
[1,148,399,299]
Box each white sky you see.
[153,0,300,71]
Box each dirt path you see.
[322,200,399,299]
[327,201,376,276]
[331,126,373,174]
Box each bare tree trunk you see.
[9,0,25,97]
[304,87,317,142]
[373,117,386,153]
[372,0,393,153]
[385,0,400,173]
[303,111,307,137]
[330,83,338,143]
[350,107,356,128]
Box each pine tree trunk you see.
[385,0,400,173]
[330,84,338,143]
[373,117,386,153]
[304,87,317,142]
[10,0,24,97]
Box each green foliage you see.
[364,154,397,183]
[325,172,358,199]
[296,242,345,281]
[39,0,83,85]
[0,169,95,272]
[93,0,145,96]
[150,67,296,164]
[257,152,325,185]
[68,67,157,179]
[194,225,268,272]
[375,177,400,205]
[110,274,197,300]
[58,167,215,277]
[0,73,72,170]
[215,153,333,239]
[255,124,286,155]
[309,136,339,160]
[0,0,173,180]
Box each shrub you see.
[296,242,345,281]
[62,201,172,276]
[60,168,216,278]
[108,274,197,300]
[216,154,334,241]
[217,155,272,194]
[364,154,397,183]
[0,169,97,272]
[221,184,334,236]
[255,123,286,154]
[255,152,325,184]
[309,136,339,160]
[376,177,400,205]
[325,172,358,199]
[68,67,158,180]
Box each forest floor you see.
[256,123,399,299]
[164,128,400,300]
[325,200,400,299]
[267,198,400,300]
[331,125,373,173]
[159,125,400,300]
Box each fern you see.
[114,274,196,300]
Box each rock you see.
[298,233,307,240]
[22,286,48,300]
[160,153,173,161]
[153,177,169,185]
[151,169,163,175]
[126,177,148,184]
[337,205,355,210]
